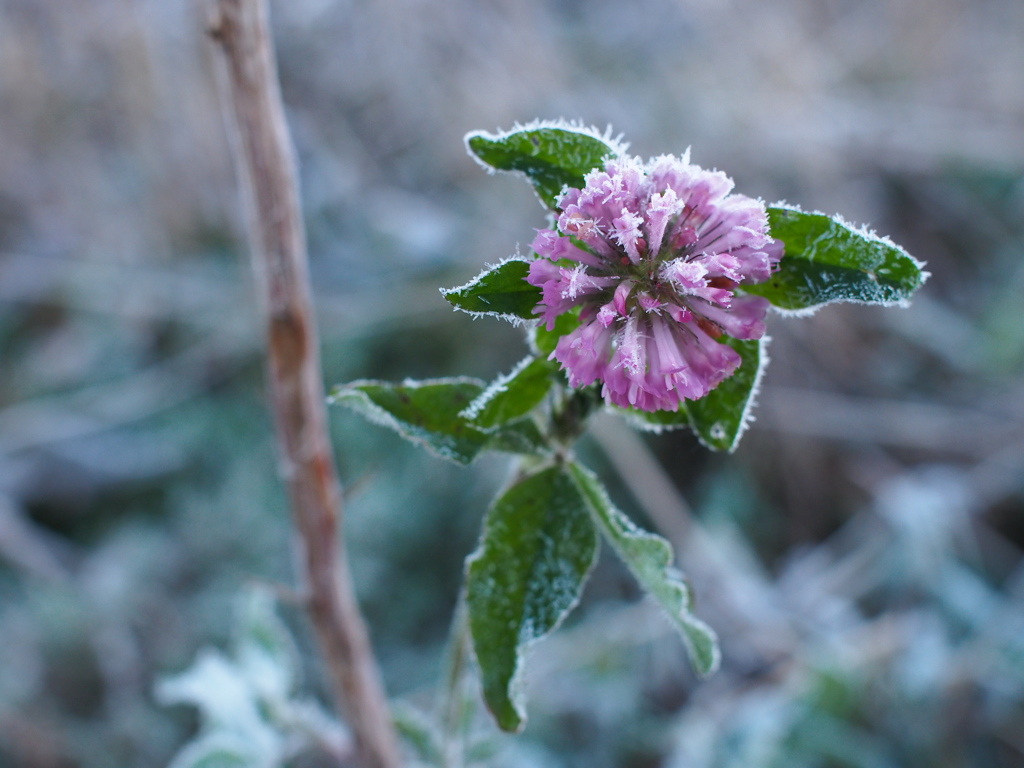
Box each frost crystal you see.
[527,153,781,412]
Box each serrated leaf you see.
[329,378,490,464]
[568,462,720,677]
[466,124,620,209]
[463,356,558,429]
[616,336,765,452]
[442,259,541,321]
[466,464,599,732]
[744,206,927,311]
[329,379,549,463]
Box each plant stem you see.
[550,384,601,450]
[206,2,401,766]
[439,595,471,768]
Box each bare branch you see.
[206,2,401,766]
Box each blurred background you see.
[1,0,1023,765]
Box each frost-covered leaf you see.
[614,403,690,434]
[393,704,444,766]
[329,378,488,464]
[616,337,765,452]
[684,337,765,451]
[466,464,600,732]
[484,418,550,456]
[329,378,546,463]
[156,650,284,763]
[530,308,581,357]
[568,462,720,676]
[744,206,928,311]
[156,650,264,733]
[233,586,299,701]
[442,259,540,322]
[157,590,343,768]
[466,122,622,209]
[285,700,351,760]
[489,419,550,456]
[462,356,558,429]
[166,734,269,768]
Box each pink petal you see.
[645,188,683,258]
[695,294,770,340]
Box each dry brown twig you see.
[206,1,401,766]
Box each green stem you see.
[439,593,471,768]
[550,384,601,450]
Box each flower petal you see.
[694,294,770,340]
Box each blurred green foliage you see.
[1,0,1023,766]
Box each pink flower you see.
[526,152,781,412]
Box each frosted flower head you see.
[527,152,781,412]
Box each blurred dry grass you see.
[1,0,1023,766]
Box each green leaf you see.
[531,307,581,357]
[463,356,558,429]
[329,378,549,464]
[392,704,444,767]
[167,736,261,768]
[744,206,928,311]
[483,418,550,456]
[568,462,720,677]
[329,378,490,464]
[617,336,765,452]
[465,122,621,209]
[442,259,541,321]
[233,586,299,698]
[684,336,765,451]
[235,588,292,663]
[466,464,599,732]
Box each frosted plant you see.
[527,151,781,411]
[330,121,927,737]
